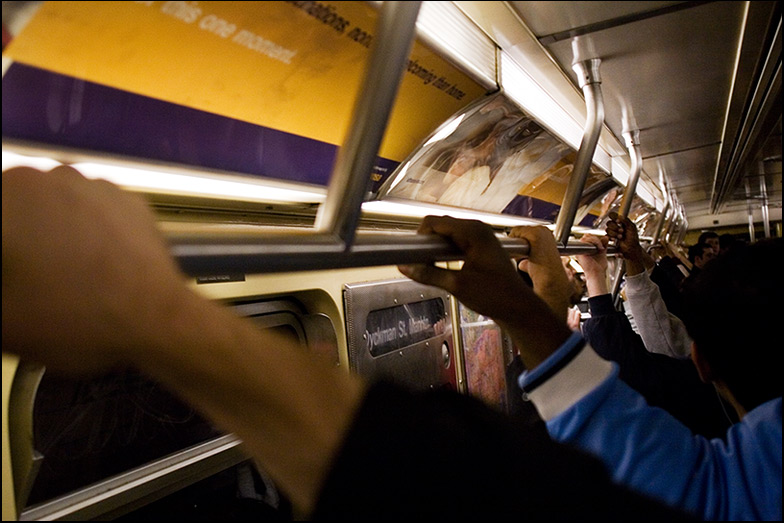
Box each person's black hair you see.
[687,243,711,264]
[697,231,719,245]
[682,238,783,411]
[719,233,744,253]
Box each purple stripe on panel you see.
[2,63,398,187]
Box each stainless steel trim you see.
[746,177,757,243]
[712,14,781,213]
[19,434,245,521]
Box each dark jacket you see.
[582,293,735,439]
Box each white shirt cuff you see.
[527,344,614,421]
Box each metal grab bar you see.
[649,200,669,251]
[169,232,611,277]
[314,1,422,246]
[617,130,642,219]
[553,58,604,246]
[610,129,642,304]
[649,168,671,249]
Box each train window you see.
[344,279,456,391]
[13,298,319,520]
[114,460,291,521]
[573,177,622,231]
[26,370,226,508]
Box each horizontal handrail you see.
[169,232,614,277]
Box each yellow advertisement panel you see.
[4,1,488,162]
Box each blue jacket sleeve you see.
[546,369,782,521]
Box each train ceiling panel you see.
[494,1,782,229]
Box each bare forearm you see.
[134,290,366,517]
[624,246,655,276]
[583,270,609,297]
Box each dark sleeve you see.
[582,295,735,438]
[312,380,694,520]
[582,293,646,370]
[650,263,686,319]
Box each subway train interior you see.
[2,1,781,520]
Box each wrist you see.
[586,279,609,297]
[623,249,647,275]
[497,300,572,369]
[624,246,645,261]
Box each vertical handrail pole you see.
[759,162,771,238]
[660,208,672,245]
[664,208,673,235]
[663,208,675,244]
[668,209,679,246]
[667,207,681,244]
[617,130,642,219]
[677,214,688,245]
[650,169,671,249]
[314,1,422,246]
[745,178,757,243]
[649,200,670,250]
[553,58,604,246]
[611,130,642,306]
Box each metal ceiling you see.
[482,1,782,231]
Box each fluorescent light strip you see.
[2,150,326,204]
[362,199,549,228]
[572,227,608,236]
[2,150,62,172]
[611,156,631,187]
[635,183,655,211]
[4,148,577,229]
[415,1,497,89]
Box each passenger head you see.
[698,231,720,255]
[682,238,783,412]
[719,233,743,256]
[688,242,716,270]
